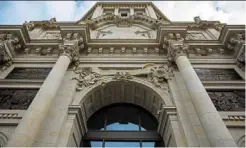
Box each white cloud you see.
[153,1,246,24]
[0,1,245,24]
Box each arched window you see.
[80,103,164,147]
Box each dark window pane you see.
[87,111,105,130]
[105,105,140,131]
[140,109,158,130]
[87,103,158,131]
[105,141,140,147]
[142,142,155,147]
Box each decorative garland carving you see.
[73,64,173,92]
[146,64,173,91]
[113,71,132,82]
[72,68,102,91]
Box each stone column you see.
[7,44,79,147]
[169,44,237,147]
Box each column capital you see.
[59,33,84,70]
[167,43,189,62]
[59,43,79,69]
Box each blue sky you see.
[0,1,245,24]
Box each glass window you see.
[105,141,140,147]
[90,141,103,147]
[87,104,158,131]
[142,142,155,147]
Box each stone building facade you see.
[0,2,245,147]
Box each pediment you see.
[90,24,157,39]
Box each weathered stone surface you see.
[6,68,51,79]
[195,69,242,81]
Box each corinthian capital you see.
[167,43,189,61]
[59,44,79,67]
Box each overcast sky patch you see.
[0,1,245,24]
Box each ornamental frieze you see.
[208,91,245,111]
[0,89,38,110]
[73,64,173,92]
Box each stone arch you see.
[237,135,245,147]
[64,77,187,147]
[0,132,8,147]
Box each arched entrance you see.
[81,103,164,147]
[58,78,187,147]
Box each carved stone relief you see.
[113,71,132,82]
[185,32,207,40]
[43,32,62,40]
[0,89,38,109]
[208,91,245,111]
[73,68,102,91]
[195,69,242,81]
[0,43,12,71]
[236,49,245,71]
[96,30,113,39]
[147,64,173,91]
[73,64,173,92]
[135,30,151,38]
[6,68,51,79]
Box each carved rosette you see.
[72,68,102,91]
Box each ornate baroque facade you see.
[0,2,245,147]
